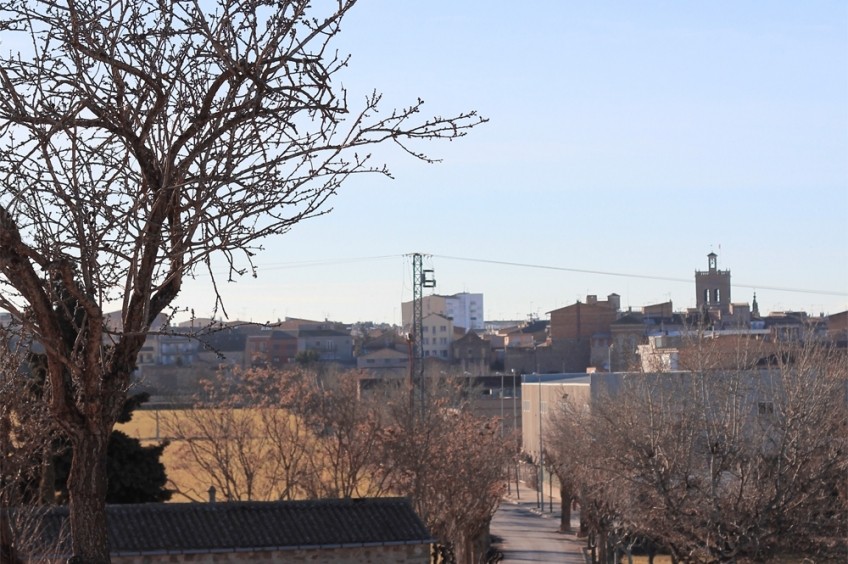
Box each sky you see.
[180,1,848,325]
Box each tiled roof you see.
[27,498,432,558]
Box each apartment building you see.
[401,292,484,333]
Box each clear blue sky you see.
[182,1,848,324]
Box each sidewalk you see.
[492,480,589,563]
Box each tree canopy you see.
[0,0,484,561]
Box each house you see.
[357,347,409,370]
[421,313,454,360]
[245,329,298,368]
[298,328,354,363]
[451,331,492,375]
[241,319,354,366]
[12,498,434,563]
[827,310,848,345]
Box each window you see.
[366,359,375,364]
[522,400,530,412]
[541,401,548,413]
[758,401,774,415]
[440,325,447,332]
[440,337,447,345]
[441,350,448,358]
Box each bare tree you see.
[544,393,588,534]
[164,366,390,501]
[0,335,64,561]
[297,370,391,499]
[550,339,848,563]
[380,376,511,564]
[0,0,483,560]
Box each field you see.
[117,407,286,502]
[117,407,362,502]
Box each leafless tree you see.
[549,338,848,563]
[380,375,511,564]
[164,366,390,501]
[0,335,65,561]
[544,393,588,534]
[0,0,484,560]
[298,370,391,499]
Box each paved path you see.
[491,481,588,563]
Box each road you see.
[490,482,587,563]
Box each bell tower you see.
[695,252,731,314]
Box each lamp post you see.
[512,368,519,499]
[538,372,543,511]
[500,370,508,494]
[500,371,504,437]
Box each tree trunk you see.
[598,528,609,564]
[67,429,111,564]
[559,486,572,533]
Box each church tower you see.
[695,252,731,314]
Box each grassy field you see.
[117,407,355,502]
[117,408,169,441]
[117,408,281,502]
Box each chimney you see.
[586,295,598,305]
[208,486,216,503]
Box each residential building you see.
[357,347,409,371]
[298,328,354,362]
[245,330,298,368]
[401,292,484,333]
[421,313,453,360]
[529,294,620,374]
[548,294,619,341]
[827,310,848,345]
[451,331,492,375]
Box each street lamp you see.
[512,368,519,499]
[500,371,504,438]
[538,372,543,511]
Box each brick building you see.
[548,294,620,341]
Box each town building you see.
[401,292,484,333]
[421,313,454,360]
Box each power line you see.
[190,252,845,299]
[432,254,848,298]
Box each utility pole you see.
[411,253,435,416]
